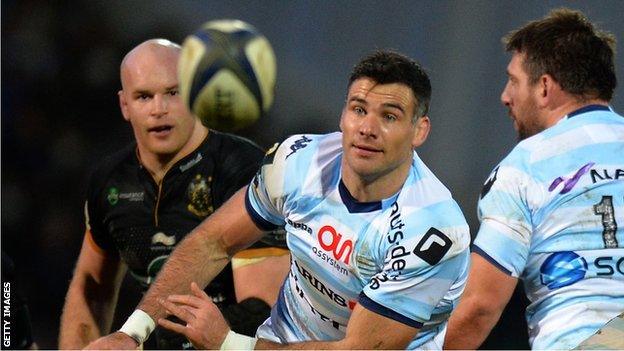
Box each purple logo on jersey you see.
[548,162,595,194]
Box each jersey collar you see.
[566,104,610,119]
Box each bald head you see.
[120,39,181,89]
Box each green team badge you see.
[107,187,119,205]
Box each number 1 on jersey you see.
[593,196,619,248]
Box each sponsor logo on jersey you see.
[186,174,213,217]
[549,162,595,194]
[317,225,353,265]
[286,135,312,159]
[107,187,119,205]
[146,254,169,284]
[311,246,349,276]
[119,192,144,202]
[413,227,452,266]
[293,259,355,310]
[540,251,587,289]
[480,166,499,199]
[151,232,176,246]
[179,152,203,172]
[541,251,623,290]
[290,263,348,331]
[370,203,452,290]
[590,168,624,183]
[286,218,313,235]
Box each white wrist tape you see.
[119,309,156,345]
[220,330,258,350]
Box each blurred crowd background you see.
[2,1,623,348]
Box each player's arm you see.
[158,286,418,349]
[259,303,418,349]
[58,232,126,349]
[85,186,266,349]
[444,252,518,349]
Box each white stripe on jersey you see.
[529,122,624,163]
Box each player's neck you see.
[543,98,609,129]
[138,126,209,184]
[341,161,410,202]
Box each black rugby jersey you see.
[84,131,286,346]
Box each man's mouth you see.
[353,144,382,156]
[148,125,173,135]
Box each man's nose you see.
[151,94,168,117]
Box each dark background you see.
[2,1,623,348]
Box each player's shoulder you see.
[390,168,471,262]
[88,143,137,192]
[267,132,340,174]
[380,200,470,273]
[205,130,264,156]
[276,132,338,160]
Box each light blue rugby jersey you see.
[474,105,624,350]
[245,132,470,349]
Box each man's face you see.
[340,78,424,182]
[119,46,199,158]
[501,52,543,140]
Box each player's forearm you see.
[255,339,341,350]
[255,336,403,350]
[444,298,502,349]
[59,277,119,349]
[138,228,230,321]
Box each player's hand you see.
[83,331,138,350]
[158,282,230,350]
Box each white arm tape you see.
[118,309,156,345]
[220,330,258,350]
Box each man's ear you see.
[119,90,130,122]
[537,74,561,108]
[412,115,430,148]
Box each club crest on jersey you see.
[187,174,214,217]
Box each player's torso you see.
[97,147,235,298]
[517,109,624,348]
[267,133,470,345]
[281,181,395,339]
[91,132,267,301]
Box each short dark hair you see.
[503,8,617,101]
[348,50,431,119]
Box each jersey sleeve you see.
[245,140,291,231]
[472,163,533,277]
[361,205,470,327]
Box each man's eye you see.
[169,90,179,96]
[354,106,365,115]
[385,114,397,121]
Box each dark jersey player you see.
[58,39,289,349]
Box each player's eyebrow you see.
[348,96,367,105]
[133,89,153,96]
[382,102,405,114]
